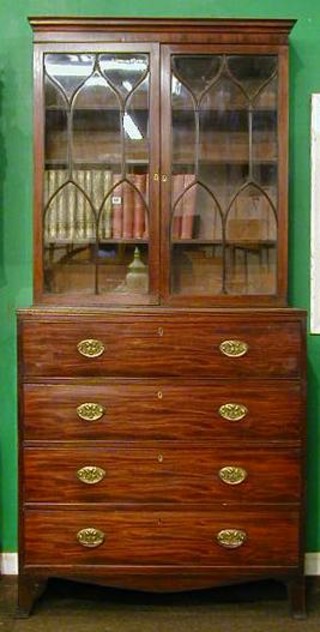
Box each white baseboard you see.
[1,553,18,575]
[1,552,320,576]
[305,552,320,576]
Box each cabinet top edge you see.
[28,16,297,37]
[16,306,307,319]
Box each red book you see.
[143,175,149,239]
[132,174,147,239]
[172,174,185,239]
[122,182,134,238]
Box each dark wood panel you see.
[19,315,303,378]
[23,507,300,567]
[22,380,303,441]
[23,446,301,504]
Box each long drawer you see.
[22,380,303,441]
[23,446,301,504]
[19,316,303,378]
[23,508,300,567]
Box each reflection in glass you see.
[170,54,278,297]
[43,52,150,297]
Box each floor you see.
[0,576,320,632]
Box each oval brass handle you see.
[76,527,105,548]
[77,403,105,422]
[77,466,106,485]
[77,339,105,358]
[218,466,247,486]
[218,403,248,422]
[216,529,247,549]
[219,340,248,357]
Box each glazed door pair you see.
[38,42,284,306]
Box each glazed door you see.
[160,45,288,307]
[35,43,160,305]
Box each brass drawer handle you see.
[77,339,105,358]
[77,403,105,422]
[216,529,247,549]
[77,466,106,485]
[219,340,248,357]
[76,527,105,548]
[218,403,248,422]
[218,466,247,486]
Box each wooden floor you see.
[1,577,320,631]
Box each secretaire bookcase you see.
[17,17,307,618]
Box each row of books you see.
[171,174,197,239]
[171,176,277,241]
[44,169,149,242]
[43,168,276,245]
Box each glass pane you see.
[125,79,149,172]
[72,72,120,166]
[43,52,151,298]
[225,184,277,295]
[45,53,95,101]
[169,53,278,298]
[172,55,221,97]
[227,55,277,101]
[44,77,69,166]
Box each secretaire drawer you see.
[22,380,303,441]
[18,314,304,378]
[23,446,301,504]
[23,507,300,568]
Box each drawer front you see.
[24,446,301,504]
[23,508,300,567]
[20,317,303,378]
[22,380,303,441]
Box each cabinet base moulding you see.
[1,554,318,577]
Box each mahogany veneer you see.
[17,17,306,620]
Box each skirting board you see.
[1,553,320,576]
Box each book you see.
[111,174,123,238]
[143,175,149,239]
[171,173,185,239]
[132,173,147,239]
[180,174,196,239]
[44,169,58,242]
[53,169,68,242]
[98,169,112,240]
[74,169,86,241]
[171,173,196,239]
[122,181,134,238]
[66,181,76,241]
[84,169,95,240]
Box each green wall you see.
[0,0,319,554]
